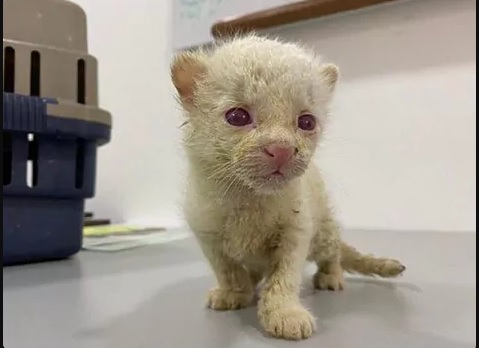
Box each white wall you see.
[265,0,476,232]
[73,0,186,228]
[80,0,476,232]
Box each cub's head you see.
[171,35,339,195]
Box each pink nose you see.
[263,145,295,167]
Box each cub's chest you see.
[220,203,284,262]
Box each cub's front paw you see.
[259,305,316,340]
[206,288,253,310]
[313,270,345,291]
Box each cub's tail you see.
[340,241,406,277]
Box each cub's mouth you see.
[245,157,310,193]
[265,170,285,178]
[247,169,295,192]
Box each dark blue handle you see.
[3,92,111,143]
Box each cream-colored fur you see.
[170,34,405,341]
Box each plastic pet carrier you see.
[3,0,112,265]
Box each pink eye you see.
[297,114,317,131]
[225,108,252,127]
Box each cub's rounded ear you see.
[171,51,207,109]
[319,63,340,95]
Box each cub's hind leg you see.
[309,215,344,291]
[313,255,345,291]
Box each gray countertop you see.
[3,230,476,348]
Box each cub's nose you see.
[263,145,296,168]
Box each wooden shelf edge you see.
[211,0,397,39]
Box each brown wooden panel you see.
[211,0,398,39]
